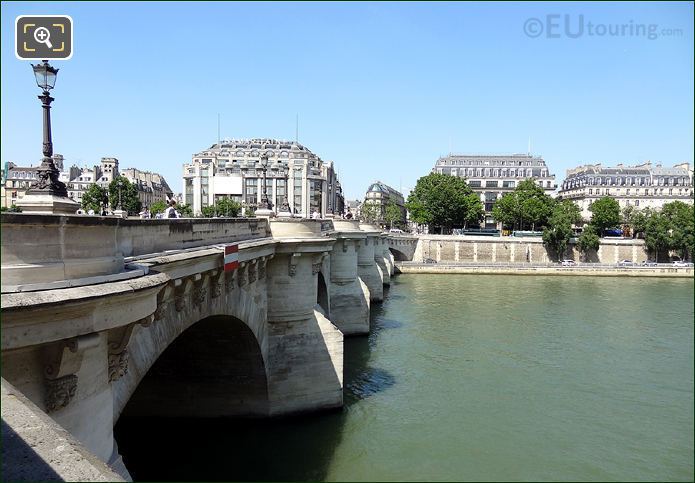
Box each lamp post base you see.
[255,208,276,219]
[16,194,80,215]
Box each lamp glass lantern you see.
[32,61,59,91]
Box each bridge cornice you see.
[1,272,169,352]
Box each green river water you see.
[117,274,694,481]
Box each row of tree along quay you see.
[406,173,694,262]
[80,176,247,218]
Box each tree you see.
[216,197,242,217]
[542,200,582,261]
[588,197,620,236]
[150,200,167,216]
[462,192,484,228]
[201,205,217,218]
[492,193,521,230]
[81,184,107,213]
[360,200,381,224]
[644,211,671,262]
[492,179,554,231]
[108,176,141,215]
[384,201,402,229]
[177,203,193,218]
[630,208,652,238]
[661,201,694,260]
[405,173,482,233]
[576,225,600,261]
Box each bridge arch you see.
[112,274,270,421]
[317,271,329,316]
[389,247,409,261]
[119,315,269,419]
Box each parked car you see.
[641,260,657,267]
[561,259,576,267]
[617,259,634,267]
[423,258,437,264]
[389,228,404,234]
[672,260,693,267]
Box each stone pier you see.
[357,223,384,302]
[329,220,370,335]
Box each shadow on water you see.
[115,278,402,482]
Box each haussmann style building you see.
[183,139,345,217]
[432,153,557,228]
[363,181,407,227]
[558,162,694,220]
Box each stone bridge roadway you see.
[0,214,416,478]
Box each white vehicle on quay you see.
[560,260,576,267]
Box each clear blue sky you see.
[2,1,693,199]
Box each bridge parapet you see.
[0,214,270,293]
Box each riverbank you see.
[395,262,694,278]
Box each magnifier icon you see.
[33,27,53,49]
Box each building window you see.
[589,189,593,195]
[486,181,498,188]
[469,181,481,188]
[309,179,322,214]
[276,179,286,208]
[503,181,515,188]
[635,200,640,206]
[484,192,496,212]
[185,178,193,206]
[244,178,257,206]
[293,170,303,214]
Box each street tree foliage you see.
[177,203,194,218]
[492,179,554,231]
[81,184,107,213]
[360,201,381,224]
[588,197,620,235]
[384,201,402,229]
[576,224,600,259]
[644,211,671,262]
[577,199,693,262]
[201,198,242,218]
[405,173,483,233]
[150,200,167,216]
[661,201,695,260]
[542,200,583,261]
[108,176,141,215]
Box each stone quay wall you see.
[413,235,650,265]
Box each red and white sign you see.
[224,244,239,272]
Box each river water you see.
[117,274,694,481]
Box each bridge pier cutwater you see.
[0,213,417,479]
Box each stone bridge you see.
[0,214,414,479]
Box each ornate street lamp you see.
[27,60,67,197]
[116,179,124,210]
[279,165,291,213]
[258,154,273,211]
